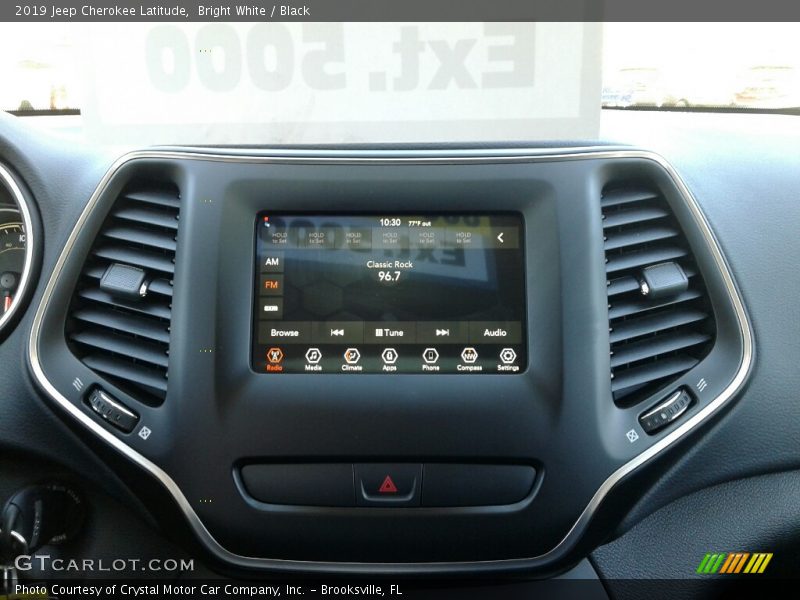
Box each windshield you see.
[2,22,799,145]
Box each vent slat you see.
[78,288,172,320]
[611,355,700,394]
[601,188,661,208]
[610,308,708,344]
[147,279,174,297]
[83,264,106,279]
[610,330,711,368]
[72,307,170,344]
[124,190,182,209]
[112,206,179,230]
[82,355,168,395]
[608,289,702,320]
[103,224,177,252]
[604,224,679,251]
[607,276,641,297]
[93,245,175,274]
[71,329,169,368]
[605,245,688,275]
[602,206,669,229]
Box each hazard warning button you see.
[378,475,398,494]
[355,464,421,507]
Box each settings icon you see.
[499,348,517,365]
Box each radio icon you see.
[267,347,284,364]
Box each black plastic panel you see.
[241,464,355,507]
[29,150,749,573]
[422,464,536,507]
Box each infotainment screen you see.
[252,214,526,374]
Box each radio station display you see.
[252,214,526,374]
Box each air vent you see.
[67,183,180,406]
[602,183,715,406]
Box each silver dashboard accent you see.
[0,529,29,555]
[28,147,753,574]
[0,163,35,335]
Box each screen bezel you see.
[250,212,529,375]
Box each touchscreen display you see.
[252,214,526,374]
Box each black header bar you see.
[4,0,800,22]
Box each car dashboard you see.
[1,110,799,591]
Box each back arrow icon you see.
[497,232,504,243]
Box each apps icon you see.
[381,348,399,364]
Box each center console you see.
[29,148,751,574]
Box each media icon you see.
[305,348,322,364]
[499,348,517,364]
[422,348,440,364]
[267,347,284,364]
[461,347,478,364]
[344,348,361,364]
[381,348,398,364]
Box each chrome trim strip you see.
[0,164,35,334]
[28,148,753,574]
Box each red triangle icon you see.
[378,475,398,494]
